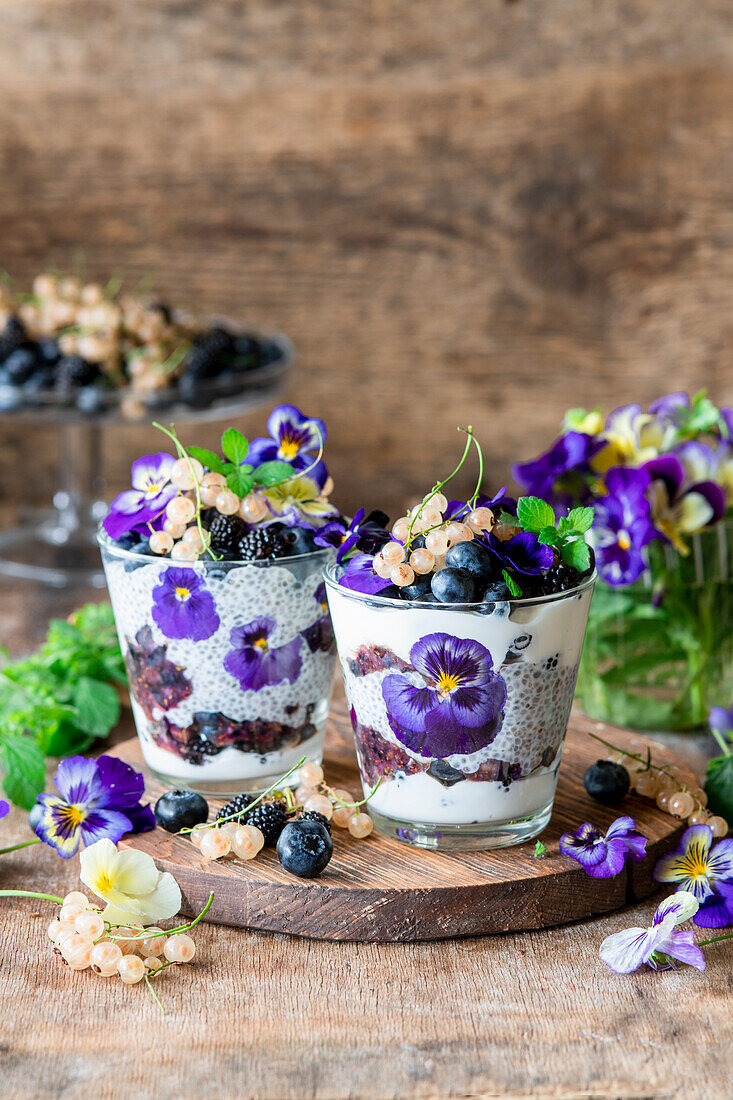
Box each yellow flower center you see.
[175,587,190,601]
[253,637,268,651]
[95,870,115,893]
[146,479,163,497]
[617,531,631,551]
[59,804,85,828]
[436,671,460,694]
[278,438,300,459]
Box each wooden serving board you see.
[118,705,694,942]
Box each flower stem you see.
[698,931,733,946]
[0,838,41,855]
[106,892,214,942]
[0,889,64,904]
[180,758,307,833]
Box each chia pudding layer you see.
[325,566,594,830]
[99,534,337,789]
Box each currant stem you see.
[406,427,476,547]
[0,889,64,904]
[698,931,733,946]
[144,972,167,1015]
[178,758,307,834]
[0,838,42,855]
[106,892,214,942]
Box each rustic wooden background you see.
[1,0,733,520]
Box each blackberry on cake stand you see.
[0,327,293,588]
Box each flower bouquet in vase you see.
[514,392,733,731]
[98,404,349,795]
[325,428,596,850]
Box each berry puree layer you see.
[326,574,594,847]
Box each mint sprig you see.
[187,428,298,500]
[505,496,594,574]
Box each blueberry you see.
[0,384,22,411]
[287,526,316,555]
[4,346,38,384]
[583,760,630,806]
[400,574,432,601]
[431,567,477,603]
[116,530,142,551]
[28,802,44,831]
[276,820,333,878]
[36,338,60,364]
[76,383,109,415]
[445,540,494,582]
[123,537,151,571]
[377,584,401,599]
[154,789,209,832]
[482,581,512,602]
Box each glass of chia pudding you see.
[324,428,596,849]
[98,403,348,795]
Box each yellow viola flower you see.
[79,838,181,927]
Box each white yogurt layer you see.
[367,767,558,825]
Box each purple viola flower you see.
[314,518,349,549]
[648,392,690,421]
[245,403,328,489]
[599,891,705,974]
[709,704,733,742]
[445,489,518,522]
[645,454,726,550]
[653,823,733,928]
[224,616,303,692]
[382,633,507,758]
[316,508,391,562]
[337,553,394,595]
[721,406,733,439]
[35,754,155,859]
[486,530,554,576]
[301,583,335,653]
[102,452,177,540]
[593,466,656,586]
[151,567,220,642]
[0,800,8,823]
[512,432,604,504]
[559,816,647,878]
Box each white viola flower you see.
[599,891,705,974]
[79,838,181,927]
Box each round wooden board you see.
[118,705,694,942]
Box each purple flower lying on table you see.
[382,632,506,758]
[245,403,328,488]
[338,553,394,596]
[599,891,705,974]
[102,452,177,540]
[224,616,302,691]
[559,816,647,878]
[653,823,733,928]
[35,755,155,859]
[151,567,220,642]
[593,466,656,586]
[486,531,554,576]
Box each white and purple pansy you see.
[559,816,647,878]
[644,453,726,552]
[382,633,506,759]
[593,466,656,586]
[224,616,303,691]
[151,567,220,642]
[245,404,328,488]
[653,823,733,928]
[102,452,177,540]
[261,474,339,529]
[599,891,705,974]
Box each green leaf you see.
[533,840,548,858]
[516,497,555,534]
[561,539,591,572]
[561,506,594,536]
[0,736,46,809]
[502,570,523,598]
[705,755,733,822]
[225,467,254,498]
[498,512,519,527]
[221,428,249,466]
[188,446,226,475]
[72,677,120,738]
[253,461,295,487]
[42,720,96,757]
[538,526,561,547]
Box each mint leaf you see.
[561,506,594,536]
[705,755,733,822]
[498,512,519,527]
[538,526,561,547]
[561,539,591,572]
[0,736,45,809]
[72,677,120,738]
[533,840,548,858]
[253,461,294,487]
[502,570,523,598]
[188,447,226,475]
[225,467,254,497]
[221,428,249,466]
[516,497,555,534]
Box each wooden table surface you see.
[1,583,731,1100]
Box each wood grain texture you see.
[1,1,733,519]
[117,708,693,942]
[0,704,731,1100]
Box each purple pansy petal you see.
[93,754,146,809]
[79,808,134,847]
[560,817,646,878]
[605,815,640,839]
[599,926,656,974]
[693,881,733,928]
[123,801,157,834]
[51,756,101,806]
[721,406,733,438]
[705,839,733,881]
[266,403,327,455]
[487,530,554,576]
[0,799,10,820]
[648,392,689,420]
[314,520,348,549]
[709,705,733,736]
[645,454,685,500]
[224,620,303,691]
[653,890,699,925]
[130,452,175,492]
[151,567,220,642]
[512,431,603,500]
[682,481,727,528]
[382,677,434,734]
[231,616,276,648]
[338,554,393,595]
[653,930,706,971]
[34,798,85,858]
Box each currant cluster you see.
[0,272,276,418]
[47,891,197,983]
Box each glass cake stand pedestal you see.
[0,333,292,588]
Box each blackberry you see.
[55,356,100,395]
[216,792,256,823]
[236,526,292,562]
[182,736,223,765]
[207,512,247,555]
[298,809,332,834]
[181,326,234,379]
[0,317,26,362]
[246,801,288,846]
